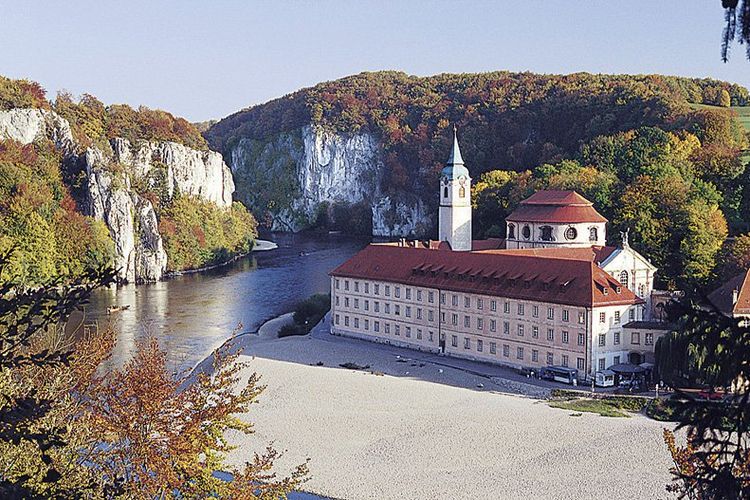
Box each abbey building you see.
[330,131,667,379]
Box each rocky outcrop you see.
[228,125,431,236]
[0,108,235,283]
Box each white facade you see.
[505,221,607,249]
[599,237,657,315]
[438,129,472,252]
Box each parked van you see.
[595,370,615,387]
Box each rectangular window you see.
[578,332,585,346]
[452,335,458,347]
[645,332,654,345]
[598,358,606,371]
[335,314,340,325]
[335,279,340,290]
[477,298,483,310]
[532,326,539,338]
[344,316,349,327]
[614,311,621,324]
[364,300,369,311]
[632,332,641,344]
[504,302,511,314]
[503,344,510,357]
[345,280,350,291]
[441,312,446,323]
[335,296,340,306]
[578,311,586,324]
[562,331,569,344]
[374,284,380,295]
[394,287,400,298]
[546,352,554,365]
[490,319,497,332]
[417,290,422,301]
[464,315,471,328]
[517,303,524,316]
[629,308,635,321]
[374,301,380,313]
[428,310,434,322]
[374,321,380,332]
[364,319,369,330]
[477,318,484,330]
[517,347,524,360]
[599,312,606,323]
[599,333,606,347]
[452,295,459,307]
[562,310,569,322]
[354,298,359,309]
[385,285,390,297]
[613,355,620,365]
[561,355,569,367]
[354,281,359,292]
[464,296,470,308]
[532,305,539,318]
[364,282,369,293]
[547,307,554,320]
[504,322,510,334]
[384,303,390,314]
[394,325,400,336]
[405,327,411,338]
[354,318,359,328]
[440,293,446,305]
[417,329,422,340]
[394,305,400,316]
[405,288,411,300]
[429,291,435,303]
[385,323,390,334]
[405,306,411,318]
[517,324,524,336]
[464,337,471,350]
[490,342,497,354]
[491,300,497,312]
[547,328,554,341]
[345,297,350,308]
[577,358,585,370]
[614,332,620,345]
[532,349,539,362]
[429,331,434,342]
[452,313,458,326]
[417,308,422,320]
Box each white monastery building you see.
[330,131,668,379]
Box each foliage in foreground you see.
[278,294,331,338]
[655,299,750,499]
[0,257,308,498]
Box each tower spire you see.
[447,124,464,165]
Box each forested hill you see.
[206,71,750,289]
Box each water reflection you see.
[86,233,367,372]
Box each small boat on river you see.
[107,305,131,314]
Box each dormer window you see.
[508,224,516,239]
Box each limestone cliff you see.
[227,125,431,236]
[0,108,235,283]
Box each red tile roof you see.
[506,190,607,224]
[331,244,643,308]
[477,246,617,264]
[708,269,750,316]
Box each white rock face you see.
[0,108,235,283]
[229,124,431,236]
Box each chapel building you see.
[330,130,668,378]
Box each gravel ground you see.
[223,316,677,500]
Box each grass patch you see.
[731,105,750,133]
[277,293,330,338]
[549,390,650,418]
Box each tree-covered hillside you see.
[207,70,750,288]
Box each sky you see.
[0,1,748,122]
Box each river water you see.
[86,233,367,372]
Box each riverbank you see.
[216,313,675,500]
[165,239,278,278]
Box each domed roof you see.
[506,190,607,224]
[441,127,470,179]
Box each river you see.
[86,232,367,372]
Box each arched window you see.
[508,224,516,239]
[443,186,448,198]
[540,226,553,241]
[619,270,629,289]
[459,186,465,198]
[522,225,531,239]
[589,227,598,242]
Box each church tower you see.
[439,127,472,251]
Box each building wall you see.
[589,304,647,371]
[331,275,650,378]
[439,176,472,251]
[505,221,606,249]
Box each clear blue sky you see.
[1,1,748,122]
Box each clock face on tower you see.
[458,176,466,186]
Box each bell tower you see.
[438,127,472,251]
